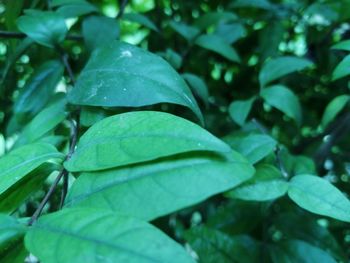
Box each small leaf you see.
[0,143,63,195]
[195,34,240,62]
[214,22,246,44]
[25,208,195,263]
[82,15,119,51]
[54,0,97,18]
[269,239,336,263]
[259,56,313,87]
[182,73,209,107]
[332,54,350,81]
[224,133,277,164]
[68,41,203,123]
[331,40,350,51]
[228,97,256,126]
[226,164,288,201]
[65,151,254,220]
[261,85,302,125]
[123,13,158,32]
[185,227,259,263]
[13,60,64,119]
[161,48,183,69]
[65,111,231,172]
[194,12,238,30]
[321,95,349,128]
[17,10,67,48]
[230,0,274,10]
[288,174,350,222]
[169,21,200,41]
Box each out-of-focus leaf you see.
[214,22,246,44]
[228,97,256,126]
[331,40,350,51]
[169,21,200,41]
[321,95,349,128]
[332,54,350,81]
[230,0,274,10]
[182,73,209,107]
[53,0,97,18]
[194,12,238,30]
[123,13,158,32]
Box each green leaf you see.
[214,22,246,44]
[226,164,288,201]
[17,10,67,48]
[123,13,158,32]
[65,111,230,172]
[67,41,203,123]
[65,151,254,220]
[13,60,64,119]
[230,0,274,10]
[54,0,97,18]
[0,163,58,214]
[288,174,350,222]
[182,73,209,107]
[14,98,66,148]
[80,106,107,127]
[169,21,200,41]
[228,97,256,126]
[259,56,313,87]
[161,48,183,69]
[332,54,350,81]
[224,133,277,164]
[331,40,350,51]
[269,240,336,263]
[195,34,240,62]
[321,95,349,128]
[0,143,63,195]
[25,208,195,263]
[194,12,238,30]
[261,85,302,125]
[82,15,119,51]
[185,226,259,263]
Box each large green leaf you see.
[195,34,240,62]
[226,164,288,201]
[67,41,203,123]
[261,85,302,125]
[13,60,64,119]
[25,208,195,263]
[65,151,254,220]
[65,111,230,172]
[0,143,63,195]
[224,133,277,164]
[82,16,119,51]
[332,54,350,81]
[288,175,350,222]
[321,95,349,128]
[269,240,336,263]
[185,226,259,263]
[259,56,313,87]
[123,13,159,32]
[17,10,67,48]
[228,97,256,126]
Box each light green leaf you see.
[54,1,97,18]
[321,95,349,128]
[261,85,302,125]
[224,133,277,164]
[65,151,254,220]
[123,13,158,32]
[0,143,63,195]
[25,208,195,263]
[185,226,259,263]
[194,12,238,30]
[332,54,350,81]
[17,10,67,48]
[195,34,240,62]
[226,164,288,201]
[169,21,200,41]
[259,56,313,87]
[13,60,64,119]
[228,97,256,126]
[182,73,209,107]
[68,41,203,123]
[82,16,119,51]
[288,174,350,222]
[331,40,350,51]
[269,240,336,263]
[65,111,230,172]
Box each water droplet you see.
[103,96,107,100]
[122,88,127,91]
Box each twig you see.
[116,0,128,19]
[0,30,83,41]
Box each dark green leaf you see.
[288,175,350,222]
[194,12,238,30]
[123,13,158,32]
[17,10,67,48]
[25,208,195,263]
[214,22,246,44]
[321,95,349,128]
[55,1,97,18]
[230,0,274,10]
[182,73,209,107]
[228,97,256,126]
[65,111,230,171]
[65,151,254,220]
[68,41,203,123]
[169,21,200,41]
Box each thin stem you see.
[0,30,83,41]
[116,0,128,19]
